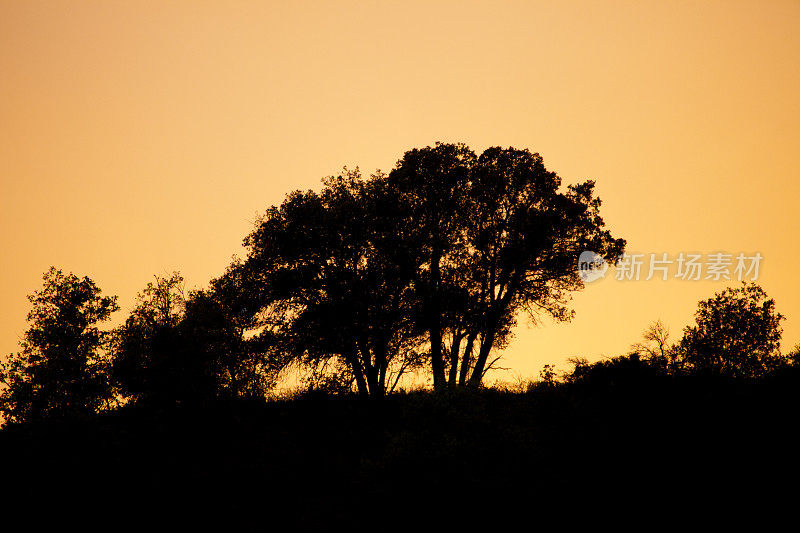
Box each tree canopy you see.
[1,143,627,410]
[678,282,786,379]
[231,143,625,395]
[237,170,427,397]
[0,267,118,423]
[111,272,276,406]
[387,144,625,388]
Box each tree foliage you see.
[231,143,625,395]
[111,272,277,406]
[238,170,427,398]
[111,272,192,403]
[386,143,625,389]
[678,282,786,379]
[1,144,627,409]
[0,267,118,424]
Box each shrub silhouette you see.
[678,282,786,379]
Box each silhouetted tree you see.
[111,272,194,404]
[678,282,786,379]
[631,319,681,373]
[387,143,625,389]
[383,143,476,391]
[0,267,118,424]
[526,363,559,391]
[229,143,623,395]
[112,272,276,405]
[236,170,427,398]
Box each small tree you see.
[631,320,680,373]
[0,267,119,424]
[111,272,277,405]
[678,282,786,379]
[110,273,191,404]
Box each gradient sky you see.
[2,0,798,384]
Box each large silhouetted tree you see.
[384,143,476,390]
[230,143,624,395]
[0,267,119,424]
[387,143,625,389]
[678,282,786,379]
[237,170,427,398]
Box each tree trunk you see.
[468,312,498,388]
[351,364,369,398]
[344,351,369,398]
[447,332,463,387]
[429,249,446,391]
[355,340,375,398]
[468,333,495,388]
[361,342,381,398]
[458,331,478,386]
[374,341,387,398]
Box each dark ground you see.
[2,368,798,529]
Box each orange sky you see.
[2,0,799,383]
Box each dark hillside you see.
[2,369,798,528]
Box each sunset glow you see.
[2,0,798,380]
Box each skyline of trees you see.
[229,143,625,396]
[1,272,795,424]
[0,143,795,422]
